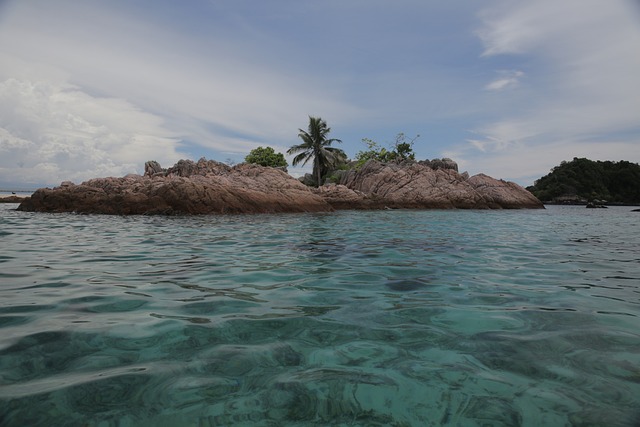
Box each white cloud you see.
[0,0,638,189]
[0,78,184,185]
[0,2,364,184]
[477,0,623,57]
[467,0,640,182]
[485,70,524,91]
[446,138,640,186]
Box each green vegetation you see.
[287,116,347,187]
[244,146,288,168]
[285,118,424,186]
[354,133,417,168]
[527,157,640,203]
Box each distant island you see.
[527,158,640,205]
[0,189,33,203]
[0,195,27,203]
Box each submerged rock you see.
[385,278,430,291]
[586,202,608,209]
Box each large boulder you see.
[466,174,544,209]
[18,159,333,215]
[18,157,543,215]
[144,160,165,176]
[339,160,543,209]
[311,184,384,210]
[418,158,459,172]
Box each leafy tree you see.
[354,138,386,166]
[527,157,640,203]
[391,132,417,161]
[287,116,346,187]
[354,133,418,167]
[244,146,288,168]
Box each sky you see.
[1,0,639,189]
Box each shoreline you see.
[543,201,640,207]
[0,195,27,203]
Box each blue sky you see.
[1,0,639,188]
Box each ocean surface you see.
[0,204,639,426]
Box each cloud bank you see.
[456,0,640,182]
[0,76,183,185]
[0,0,638,187]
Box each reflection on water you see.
[0,205,639,426]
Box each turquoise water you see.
[1,204,639,426]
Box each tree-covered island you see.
[527,158,640,205]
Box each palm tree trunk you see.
[314,156,322,187]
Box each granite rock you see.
[18,158,543,214]
[339,160,543,209]
[18,159,332,215]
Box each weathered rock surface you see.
[339,161,543,209]
[18,159,332,215]
[417,157,459,172]
[466,174,545,209]
[18,158,543,214]
[311,185,382,210]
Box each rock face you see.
[18,159,332,215]
[311,185,381,210]
[18,158,543,215]
[338,161,543,209]
[466,174,545,209]
[417,158,459,172]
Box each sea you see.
[0,203,638,426]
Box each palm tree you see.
[287,116,346,187]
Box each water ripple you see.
[0,205,639,425]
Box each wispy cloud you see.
[0,0,638,187]
[447,138,640,187]
[485,70,524,91]
[0,1,365,184]
[456,0,640,183]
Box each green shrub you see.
[245,146,288,168]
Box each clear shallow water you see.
[0,204,639,426]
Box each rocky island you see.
[17,157,543,214]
